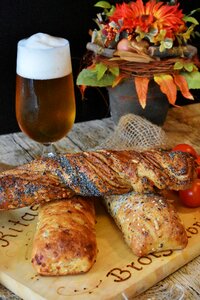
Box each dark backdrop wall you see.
[0,0,111,134]
[0,0,199,134]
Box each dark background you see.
[0,0,199,134]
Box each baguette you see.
[0,149,196,209]
[31,196,97,275]
[104,192,188,256]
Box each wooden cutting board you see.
[0,195,200,300]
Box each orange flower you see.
[109,3,134,32]
[109,0,185,42]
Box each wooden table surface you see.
[0,103,200,299]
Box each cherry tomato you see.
[179,178,200,208]
[196,156,200,165]
[196,167,200,178]
[195,156,200,178]
[172,143,198,158]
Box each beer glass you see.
[15,33,76,156]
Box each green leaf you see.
[183,16,199,25]
[94,1,112,9]
[182,25,196,41]
[195,31,200,38]
[186,8,200,17]
[95,63,108,80]
[109,66,119,77]
[106,5,116,16]
[76,69,115,87]
[181,71,200,89]
[184,63,194,73]
[174,61,184,70]
[159,43,165,52]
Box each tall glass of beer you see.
[16,33,76,155]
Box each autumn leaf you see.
[173,74,194,100]
[134,77,150,108]
[154,74,177,105]
[79,85,87,99]
[112,74,126,87]
[87,63,97,70]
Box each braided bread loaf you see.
[0,149,196,210]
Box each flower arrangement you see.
[77,0,200,108]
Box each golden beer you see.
[16,33,76,145]
[16,74,75,143]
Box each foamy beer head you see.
[16,33,76,144]
[16,32,72,79]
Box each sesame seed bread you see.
[104,192,188,257]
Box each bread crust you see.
[0,149,196,210]
[104,192,188,256]
[31,196,97,275]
